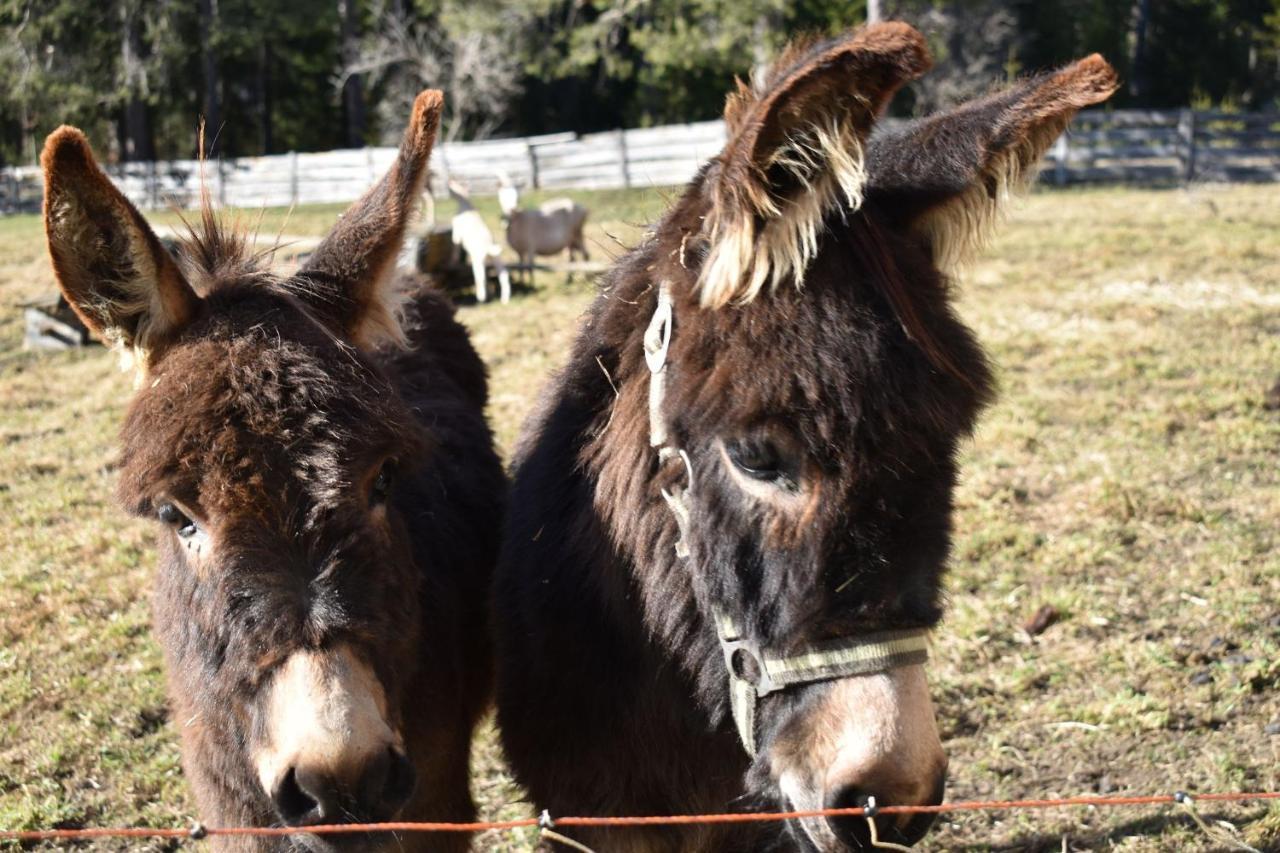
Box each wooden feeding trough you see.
[20,234,183,352]
[23,294,94,351]
[414,225,468,289]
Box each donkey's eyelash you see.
[726,439,782,474]
[723,437,805,491]
[156,501,200,539]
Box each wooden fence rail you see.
[3,109,1277,215]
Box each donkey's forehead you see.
[669,286,865,433]
[119,313,415,510]
[650,222,991,445]
[171,288,386,397]
[150,333,399,440]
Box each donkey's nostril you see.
[826,787,938,850]
[360,747,416,818]
[825,781,943,850]
[381,749,417,815]
[825,787,876,850]
[272,749,415,826]
[273,766,331,826]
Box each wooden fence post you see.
[526,140,540,189]
[437,146,451,196]
[617,129,631,188]
[1178,109,1197,183]
[1052,134,1068,186]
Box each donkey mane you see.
[170,205,363,347]
[172,202,274,294]
[168,196,418,366]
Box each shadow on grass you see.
[948,806,1277,852]
[445,271,603,308]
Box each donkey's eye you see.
[723,436,804,493]
[726,440,782,480]
[157,503,197,538]
[371,463,396,506]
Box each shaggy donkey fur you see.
[43,91,504,852]
[494,24,1116,853]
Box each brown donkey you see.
[42,91,503,852]
[494,24,1116,852]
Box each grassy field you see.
[0,183,1277,852]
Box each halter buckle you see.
[716,617,781,697]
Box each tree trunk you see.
[258,40,274,154]
[751,10,782,84]
[119,2,154,162]
[121,100,154,162]
[867,0,883,23]
[339,0,366,148]
[198,0,221,156]
[1129,0,1151,102]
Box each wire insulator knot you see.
[188,822,207,840]
[863,795,880,818]
[538,809,555,829]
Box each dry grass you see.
[0,184,1276,851]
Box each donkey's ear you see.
[699,23,931,307]
[865,54,1118,270]
[42,127,199,364]
[296,89,443,348]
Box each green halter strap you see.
[714,613,930,756]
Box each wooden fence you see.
[3,109,1277,215]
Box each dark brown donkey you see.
[494,24,1116,852]
[42,91,503,852]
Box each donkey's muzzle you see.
[824,773,944,850]
[254,644,411,830]
[272,746,416,826]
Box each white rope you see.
[1175,792,1261,853]
[541,828,600,852]
[867,816,915,851]
[643,281,674,449]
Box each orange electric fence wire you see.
[1,791,1278,843]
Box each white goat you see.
[449,180,510,304]
[498,178,589,284]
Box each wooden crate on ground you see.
[22,295,93,350]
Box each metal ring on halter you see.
[644,284,673,375]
